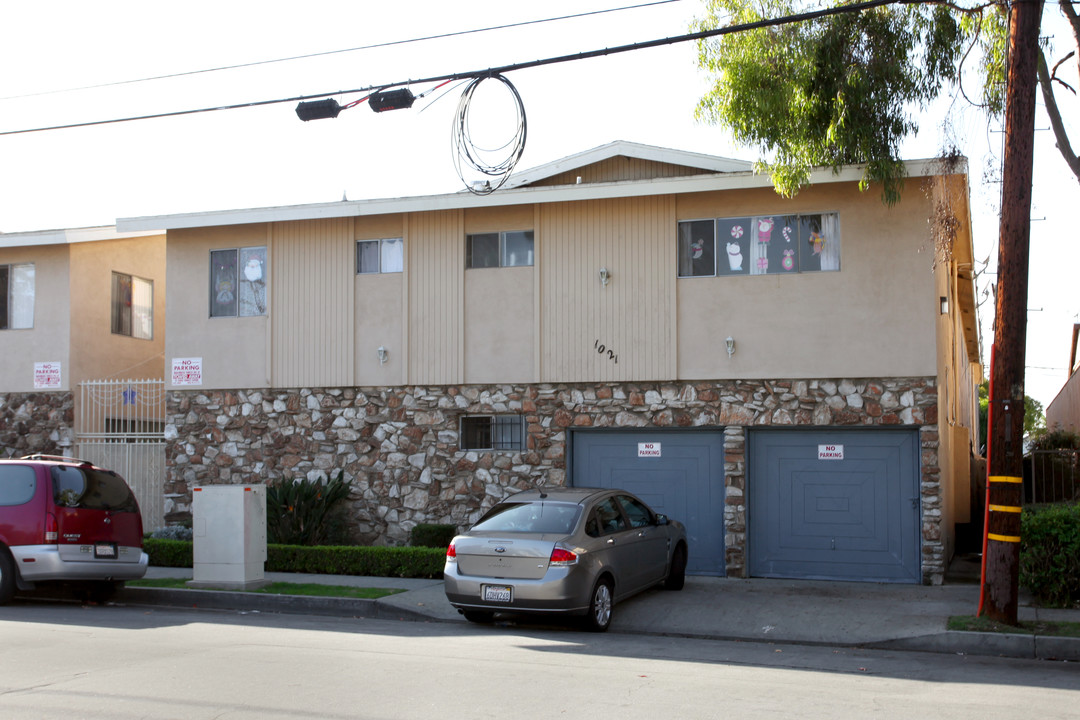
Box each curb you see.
[115,587,444,623]
[870,630,1080,661]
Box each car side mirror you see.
[655,514,669,526]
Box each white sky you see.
[1,0,1076,410]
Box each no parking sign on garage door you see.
[748,428,921,583]
[570,429,726,575]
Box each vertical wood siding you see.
[407,210,464,384]
[539,197,675,382]
[271,218,354,387]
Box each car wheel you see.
[0,551,16,605]
[664,544,687,591]
[463,610,495,624]
[584,578,614,632]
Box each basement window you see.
[460,415,526,451]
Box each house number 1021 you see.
[594,339,619,364]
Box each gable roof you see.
[501,141,753,189]
[117,144,963,232]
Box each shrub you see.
[141,539,444,579]
[1028,427,1080,452]
[144,538,194,568]
[1020,504,1080,607]
[267,545,445,578]
[410,523,457,548]
[150,525,194,541]
[266,470,351,546]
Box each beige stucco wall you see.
[68,235,166,384]
[0,244,72,391]
[166,176,968,393]
[165,225,270,390]
[677,181,937,380]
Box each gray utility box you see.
[190,484,268,590]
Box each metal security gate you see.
[77,379,166,532]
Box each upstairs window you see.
[0,263,35,330]
[677,213,841,278]
[111,272,153,339]
[460,415,527,451]
[466,230,534,268]
[210,247,267,318]
[357,238,403,274]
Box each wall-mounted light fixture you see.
[725,336,736,359]
[939,296,949,315]
[377,346,389,365]
[599,267,611,287]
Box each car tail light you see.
[45,512,58,543]
[549,547,577,566]
[446,543,457,561]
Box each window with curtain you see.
[0,263,35,330]
[111,272,153,339]
[677,213,840,277]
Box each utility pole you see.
[983,0,1044,625]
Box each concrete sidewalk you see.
[126,567,1080,661]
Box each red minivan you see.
[0,455,148,604]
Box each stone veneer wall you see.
[0,391,75,457]
[166,377,947,583]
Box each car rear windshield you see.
[471,501,581,535]
[51,466,139,512]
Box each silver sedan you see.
[443,487,688,631]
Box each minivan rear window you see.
[51,466,138,512]
[0,465,37,506]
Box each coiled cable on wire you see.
[451,73,527,195]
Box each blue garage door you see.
[748,428,921,583]
[571,430,725,575]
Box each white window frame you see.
[210,246,267,318]
[0,262,35,330]
[356,238,403,274]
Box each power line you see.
[0,0,903,137]
[0,1,683,102]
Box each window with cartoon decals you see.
[677,213,840,277]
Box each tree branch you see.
[1037,49,1080,184]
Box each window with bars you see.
[460,415,527,451]
[111,272,154,339]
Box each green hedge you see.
[142,538,445,579]
[144,538,193,568]
[1020,504,1080,607]
[410,523,458,548]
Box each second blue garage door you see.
[570,430,726,575]
[748,428,921,583]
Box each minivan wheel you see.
[0,552,16,605]
[583,578,613,632]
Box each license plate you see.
[482,585,512,603]
[94,543,117,559]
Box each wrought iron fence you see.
[77,379,166,532]
[1026,449,1080,505]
